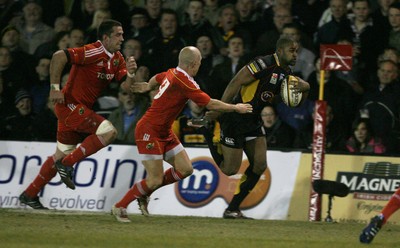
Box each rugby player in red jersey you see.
[19,20,138,209]
[111,46,253,222]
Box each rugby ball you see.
[280,75,302,107]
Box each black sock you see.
[227,167,261,211]
[199,126,224,165]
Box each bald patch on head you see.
[179,46,201,66]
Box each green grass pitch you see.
[0,208,399,248]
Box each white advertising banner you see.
[0,141,301,219]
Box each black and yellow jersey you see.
[233,53,291,115]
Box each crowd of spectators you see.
[1,0,400,156]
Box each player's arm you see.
[206,98,252,114]
[205,66,254,120]
[221,66,254,103]
[49,50,68,104]
[120,56,138,91]
[126,75,160,94]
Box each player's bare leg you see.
[137,149,194,216]
[219,145,243,176]
[223,137,267,219]
[58,121,117,189]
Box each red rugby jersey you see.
[62,41,127,108]
[141,67,211,134]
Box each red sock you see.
[62,134,105,166]
[25,156,57,198]
[115,180,151,208]
[161,168,185,186]
[381,188,400,224]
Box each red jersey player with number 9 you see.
[111,46,253,222]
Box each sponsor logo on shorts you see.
[224,137,235,145]
[79,107,84,115]
[146,143,154,150]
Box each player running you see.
[19,19,138,209]
[111,46,253,222]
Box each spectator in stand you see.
[371,0,396,45]
[126,7,154,45]
[93,0,130,29]
[36,0,77,28]
[16,2,55,55]
[281,23,315,80]
[262,0,293,32]
[70,0,96,31]
[209,35,250,99]
[69,28,85,48]
[162,0,188,24]
[294,104,347,152]
[276,98,315,132]
[195,34,224,93]
[30,57,51,114]
[378,46,400,64]
[143,9,187,75]
[0,73,14,117]
[235,0,262,45]
[0,25,37,83]
[144,0,163,30]
[308,57,356,135]
[314,0,350,49]
[122,38,148,67]
[0,89,36,141]
[204,0,220,26]
[360,59,400,152]
[254,6,293,56]
[0,0,23,31]
[338,0,381,73]
[181,0,215,46]
[0,46,30,103]
[34,31,70,60]
[387,2,400,52]
[93,0,110,12]
[32,96,57,142]
[292,0,329,37]
[210,4,252,56]
[261,104,295,149]
[108,86,149,144]
[53,16,74,33]
[346,116,386,154]
[84,9,112,44]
